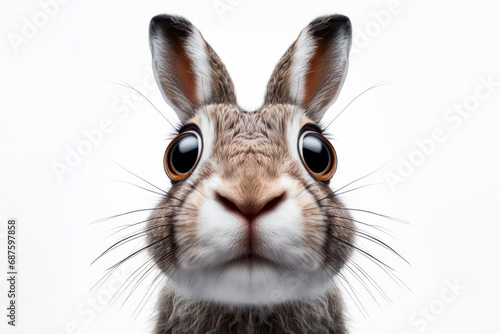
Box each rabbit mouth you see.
[220,253,276,268]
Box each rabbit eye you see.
[298,130,337,182]
[164,129,202,181]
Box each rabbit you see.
[147,13,354,334]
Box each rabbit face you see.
[147,15,353,305]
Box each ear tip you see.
[309,14,352,38]
[149,14,174,31]
[311,14,351,26]
[149,14,193,37]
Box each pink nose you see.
[215,192,286,223]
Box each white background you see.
[1,0,499,333]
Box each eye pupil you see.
[170,135,199,174]
[299,130,337,181]
[302,135,330,174]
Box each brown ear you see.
[149,15,237,122]
[264,15,352,123]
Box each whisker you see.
[331,161,391,196]
[349,260,393,305]
[111,257,156,305]
[111,180,167,197]
[308,244,370,318]
[333,183,385,196]
[109,79,179,130]
[315,241,380,307]
[96,215,200,267]
[323,81,389,130]
[130,242,197,318]
[186,179,208,199]
[92,206,180,225]
[102,235,192,308]
[93,218,176,265]
[90,239,145,292]
[108,214,177,235]
[133,270,166,318]
[333,223,407,265]
[321,205,409,225]
[108,158,170,196]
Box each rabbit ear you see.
[264,15,352,123]
[149,15,237,122]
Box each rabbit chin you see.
[168,265,333,305]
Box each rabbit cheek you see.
[170,182,214,269]
[294,184,329,269]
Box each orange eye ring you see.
[298,130,337,182]
[164,130,203,181]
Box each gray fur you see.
[155,286,347,334]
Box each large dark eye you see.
[164,130,202,181]
[298,130,337,181]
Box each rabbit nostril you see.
[260,193,286,215]
[215,193,242,216]
[215,192,286,222]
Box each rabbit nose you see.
[215,192,286,222]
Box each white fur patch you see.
[196,112,215,168]
[290,30,316,105]
[171,265,331,305]
[285,108,311,176]
[150,35,178,113]
[186,29,212,104]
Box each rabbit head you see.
[147,14,353,306]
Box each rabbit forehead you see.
[191,104,311,176]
